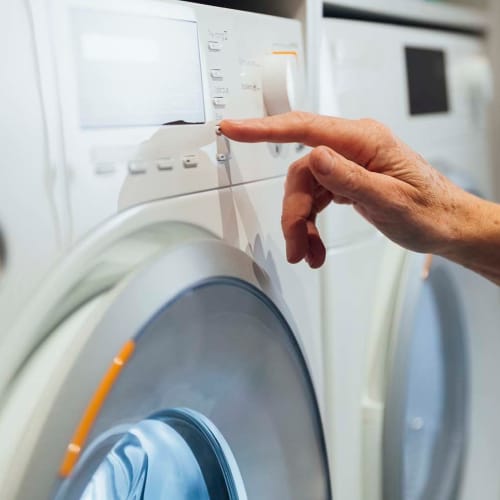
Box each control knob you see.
[262,52,301,116]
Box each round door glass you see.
[404,282,445,499]
[64,409,243,500]
[55,278,330,499]
[384,264,468,500]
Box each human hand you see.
[220,112,472,269]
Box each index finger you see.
[219,112,379,165]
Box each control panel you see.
[39,0,305,241]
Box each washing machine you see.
[0,1,332,498]
[319,13,500,500]
[362,173,500,500]
[363,210,500,500]
[0,2,68,336]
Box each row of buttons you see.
[208,38,227,111]
[129,155,199,174]
[95,155,199,175]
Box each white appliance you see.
[319,15,500,500]
[0,2,68,335]
[366,201,500,500]
[320,17,493,195]
[0,1,331,498]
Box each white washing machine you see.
[362,172,500,500]
[0,1,332,498]
[0,2,68,335]
[319,13,500,500]
[363,213,500,500]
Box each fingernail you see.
[314,148,334,175]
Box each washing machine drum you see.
[46,278,330,499]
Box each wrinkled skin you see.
[221,112,472,269]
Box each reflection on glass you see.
[72,9,205,127]
[81,433,148,499]
[403,282,444,499]
[80,419,210,499]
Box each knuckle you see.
[293,110,314,122]
[281,212,306,236]
[287,156,312,179]
[287,163,298,178]
[342,166,361,195]
[295,112,319,142]
[358,117,380,129]
[287,160,304,177]
[357,119,400,165]
[358,118,392,141]
[390,185,417,213]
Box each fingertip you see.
[286,241,306,264]
[308,257,325,269]
[306,234,326,269]
[219,119,243,139]
[285,229,309,264]
[288,255,303,265]
[220,118,268,142]
[219,119,243,127]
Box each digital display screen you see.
[405,47,449,116]
[72,9,205,128]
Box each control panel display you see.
[72,9,205,128]
[405,47,449,116]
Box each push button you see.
[128,160,147,174]
[182,155,199,168]
[94,162,116,175]
[212,97,226,107]
[210,69,223,79]
[208,41,222,51]
[215,126,231,163]
[157,158,174,171]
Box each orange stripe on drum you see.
[59,339,136,478]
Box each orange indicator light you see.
[422,254,434,281]
[272,50,298,56]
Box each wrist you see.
[438,191,497,268]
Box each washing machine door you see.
[0,235,330,500]
[383,254,468,500]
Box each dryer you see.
[319,13,500,500]
[0,1,331,498]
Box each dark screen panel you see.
[405,47,449,115]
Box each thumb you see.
[309,146,393,207]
